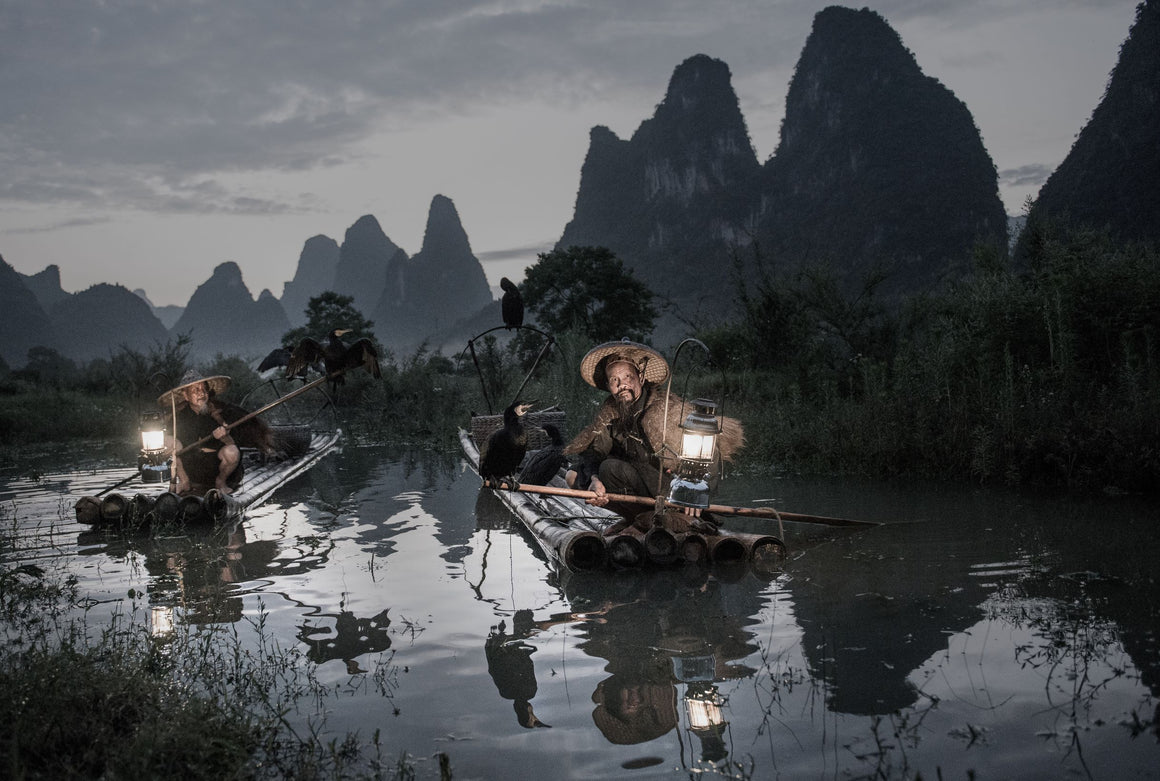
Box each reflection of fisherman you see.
[485,610,551,729]
[158,370,271,496]
[572,571,758,753]
[563,339,744,533]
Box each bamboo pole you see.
[481,479,881,528]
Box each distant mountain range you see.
[3,4,1157,370]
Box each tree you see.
[14,346,78,388]
[282,292,379,351]
[520,246,658,343]
[106,334,193,401]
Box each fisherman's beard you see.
[613,389,645,421]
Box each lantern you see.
[684,681,729,763]
[667,398,720,509]
[137,411,172,483]
[149,604,175,637]
[679,399,720,467]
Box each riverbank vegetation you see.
[700,224,1159,492]
[0,535,441,779]
[1,226,1156,493]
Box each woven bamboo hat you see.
[579,338,669,391]
[158,369,230,407]
[590,677,678,744]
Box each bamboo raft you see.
[75,429,342,529]
[460,422,786,578]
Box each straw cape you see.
[580,339,670,391]
[157,370,231,407]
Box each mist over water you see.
[3,443,1158,778]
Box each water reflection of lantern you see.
[137,411,172,483]
[667,399,721,511]
[684,681,728,762]
[149,604,176,637]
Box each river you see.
[2,441,1157,779]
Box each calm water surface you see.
[2,442,1158,779]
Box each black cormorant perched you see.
[517,423,567,485]
[500,277,524,329]
[480,401,535,481]
[286,328,382,394]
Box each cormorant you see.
[517,423,567,485]
[480,401,535,481]
[286,328,382,394]
[257,346,321,382]
[500,277,524,329]
[257,347,292,373]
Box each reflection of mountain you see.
[785,521,989,715]
[784,490,1160,718]
[1011,502,1160,705]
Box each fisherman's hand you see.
[212,425,228,441]
[587,476,609,507]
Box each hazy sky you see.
[0,0,1141,307]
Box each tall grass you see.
[710,227,1160,491]
[0,550,444,780]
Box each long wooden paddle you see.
[482,479,881,528]
[176,372,335,457]
[93,470,146,497]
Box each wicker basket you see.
[471,410,566,453]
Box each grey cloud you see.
[0,1,810,172]
[4,216,113,235]
[477,240,556,264]
[1000,164,1054,188]
[0,0,1103,217]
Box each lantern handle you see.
[656,337,723,498]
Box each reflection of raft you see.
[76,430,341,529]
[459,425,785,578]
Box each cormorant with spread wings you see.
[286,328,382,393]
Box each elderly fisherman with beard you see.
[158,370,253,496]
[564,340,744,534]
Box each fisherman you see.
[158,370,250,496]
[563,339,744,533]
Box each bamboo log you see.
[128,493,155,525]
[482,479,880,528]
[607,533,646,568]
[564,533,607,572]
[644,527,678,565]
[750,536,787,579]
[178,494,205,520]
[679,533,710,564]
[75,495,101,524]
[709,535,747,563]
[99,493,128,524]
[153,491,180,522]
